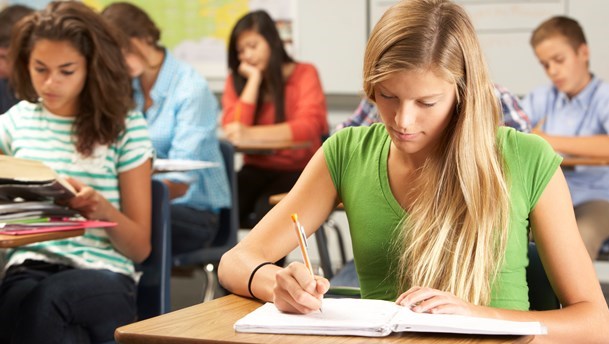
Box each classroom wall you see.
[297,0,367,95]
[300,0,609,130]
[308,0,609,97]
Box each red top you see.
[221,63,328,171]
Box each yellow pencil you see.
[290,213,322,312]
[291,213,314,275]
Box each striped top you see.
[0,101,154,280]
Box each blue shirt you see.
[133,50,230,212]
[521,75,609,206]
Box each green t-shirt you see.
[323,123,562,310]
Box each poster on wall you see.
[0,0,297,88]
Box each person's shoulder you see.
[324,124,387,170]
[1,101,41,129]
[521,84,557,113]
[164,51,210,87]
[499,126,543,144]
[292,62,320,77]
[498,126,555,159]
[526,83,555,98]
[592,77,609,97]
[296,62,317,71]
[581,77,609,117]
[124,109,147,124]
[329,123,385,143]
[5,100,40,115]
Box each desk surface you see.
[234,140,311,154]
[115,294,531,344]
[0,228,84,248]
[561,156,609,166]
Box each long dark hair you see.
[228,10,293,123]
[9,1,133,157]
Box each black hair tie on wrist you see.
[248,261,274,300]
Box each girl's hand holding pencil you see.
[271,213,329,315]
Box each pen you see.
[290,213,322,312]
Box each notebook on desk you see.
[234,298,547,337]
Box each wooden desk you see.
[234,140,311,154]
[115,294,530,344]
[0,228,84,248]
[561,156,609,167]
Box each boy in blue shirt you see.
[521,16,609,260]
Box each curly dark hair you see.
[8,1,133,156]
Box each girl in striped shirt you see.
[0,2,154,343]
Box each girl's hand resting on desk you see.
[63,177,111,220]
[273,262,330,314]
[396,286,484,317]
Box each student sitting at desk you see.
[221,10,328,229]
[219,0,609,341]
[521,16,609,260]
[335,83,531,133]
[102,2,230,256]
[0,2,154,343]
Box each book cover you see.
[0,155,76,201]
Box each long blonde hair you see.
[363,0,510,305]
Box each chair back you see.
[172,140,238,266]
[136,179,172,320]
[527,242,560,310]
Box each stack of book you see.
[0,156,114,235]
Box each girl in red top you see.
[222,10,328,230]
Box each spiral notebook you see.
[234,298,547,337]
